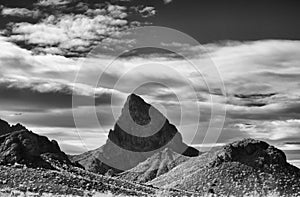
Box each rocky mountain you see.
[71,94,199,174]
[118,148,190,183]
[0,119,75,169]
[1,116,300,196]
[148,138,300,196]
[0,118,194,196]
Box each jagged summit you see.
[71,93,199,174]
[121,93,153,126]
[127,93,145,103]
[0,119,28,136]
[125,93,148,108]
[108,93,196,153]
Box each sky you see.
[0,0,300,166]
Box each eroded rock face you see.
[0,119,72,169]
[72,94,199,174]
[212,138,287,167]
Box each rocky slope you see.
[0,164,151,196]
[0,162,199,196]
[118,148,190,183]
[148,138,300,196]
[71,94,199,174]
[0,119,76,169]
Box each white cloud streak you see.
[1,7,40,18]
[235,119,300,140]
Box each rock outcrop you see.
[210,138,287,168]
[0,119,74,169]
[0,119,11,136]
[71,94,199,174]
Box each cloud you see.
[235,119,300,141]
[0,37,80,83]
[1,7,40,18]
[107,4,128,19]
[234,93,277,99]
[8,12,129,57]
[35,0,71,6]
[0,1,160,57]
[192,39,300,114]
[0,77,124,113]
[1,33,300,153]
[138,6,156,18]
[163,0,173,4]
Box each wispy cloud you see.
[1,7,40,18]
[35,0,71,6]
[235,119,300,141]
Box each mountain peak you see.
[125,93,148,109]
[127,93,144,102]
[111,93,189,151]
[123,93,151,126]
[73,93,199,174]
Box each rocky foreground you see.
[0,161,197,196]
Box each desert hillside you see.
[148,138,300,196]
